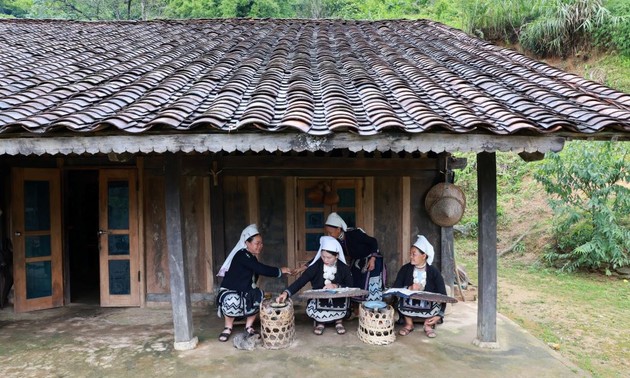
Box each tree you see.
[534,141,630,273]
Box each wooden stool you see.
[260,298,295,349]
[357,303,396,345]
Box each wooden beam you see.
[0,133,568,156]
[137,157,146,307]
[475,152,499,347]
[164,153,198,350]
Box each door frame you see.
[11,168,63,312]
[98,169,140,307]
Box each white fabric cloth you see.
[325,212,347,231]
[217,224,259,277]
[413,235,435,265]
[309,235,347,266]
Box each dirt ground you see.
[0,301,588,378]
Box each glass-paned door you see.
[12,168,63,312]
[295,179,363,268]
[98,170,139,306]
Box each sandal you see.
[245,326,259,336]
[335,322,346,335]
[218,327,232,342]
[424,326,436,338]
[398,326,414,336]
[313,323,325,335]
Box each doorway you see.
[66,170,100,304]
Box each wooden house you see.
[0,19,628,349]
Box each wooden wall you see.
[142,154,447,302]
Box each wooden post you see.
[164,153,198,351]
[474,152,499,348]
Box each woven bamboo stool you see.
[260,298,295,349]
[357,303,396,345]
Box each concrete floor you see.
[0,302,589,378]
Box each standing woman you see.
[393,235,447,338]
[216,224,292,342]
[277,236,353,335]
[324,212,385,302]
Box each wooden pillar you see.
[474,152,499,348]
[164,154,198,351]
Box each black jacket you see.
[285,259,353,296]
[220,249,281,292]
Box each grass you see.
[456,246,630,377]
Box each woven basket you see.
[424,182,466,227]
[357,304,396,345]
[260,298,295,350]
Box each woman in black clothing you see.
[277,236,353,335]
[393,235,447,338]
[216,224,292,342]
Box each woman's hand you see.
[367,256,376,272]
[294,265,307,276]
[424,315,440,326]
[324,283,338,289]
[409,283,422,291]
[281,267,293,275]
[276,292,288,303]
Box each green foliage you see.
[534,141,630,273]
[519,0,611,58]
[0,0,32,17]
[453,152,531,234]
[593,0,630,56]
[459,0,543,43]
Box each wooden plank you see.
[209,160,225,278]
[285,177,297,285]
[163,154,195,344]
[248,176,258,224]
[363,177,374,235]
[410,174,442,267]
[476,152,498,344]
[257,177,287,294]
[203,177,213,293]
[441,227,455,296]
[136,157,146,307]
[181,176,205,293]
[0,133,568,156]
[373,176,401,287]
[144,174,169,294]
[401,177,411,269]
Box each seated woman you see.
[277,236,353,335]
[393,235,447,338]
[216,224,292,342]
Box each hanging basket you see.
[425,183,466,227]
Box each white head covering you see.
[309,235,347,266]
[413,235,434,265]
[325,212,347,231]
[217,224,259,277]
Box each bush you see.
[534,141,630,273]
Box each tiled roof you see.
[0,18,629,137]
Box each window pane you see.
[24,181,50,231]
[108,181,129,230]
[337,211,356,228]
[306,233,323,252]
[337,188,355,207]
[109,260,130,295]
[305,211,324,229]
[108,234,129,256]
[25,235,51,258]
[26,261,52,299]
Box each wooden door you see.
[295,179,364,267]
[98,170,139,307]
[12,168,63,312]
